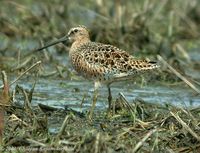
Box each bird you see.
[37,25,159,119]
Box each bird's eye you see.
[74,29,78,33]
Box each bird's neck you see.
[70,37,91,54]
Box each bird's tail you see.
[112,59,159,80]
[131,60,159,71]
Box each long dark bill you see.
[36,35,68,51]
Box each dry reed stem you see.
[26,138,46,147]
[0,110,3,145]
[0,71,10,145]
[94,132,100,153]
[157,55,200,94]
[119,92,135,113]
[170,111,200,142]
[0,61,41,89]
[0,71,9,105]
[13,56,33,70]
[9,114,28,127]
[132,129,157,153]
[56,115,71,139]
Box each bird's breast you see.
[69,52,105,81]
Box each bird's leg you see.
[107,83,113,114]
[88,81,100,120]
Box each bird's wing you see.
[79,42,158,81]
[81,42,134,70]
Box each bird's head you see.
[36,25,90,51]
[67,25,90,43]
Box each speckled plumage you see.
[68,26,158,84]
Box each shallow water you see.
[12,77,199,112]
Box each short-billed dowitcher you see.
[37,25,159,119]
